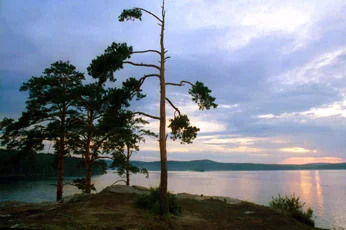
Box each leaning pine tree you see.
[89,0,217,215]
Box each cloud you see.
[218,104,239,109]
[257,114,275,119]
[169,0,346,51]
[256,96,346,122]
[280,147,317,154]
[270,47,346,86]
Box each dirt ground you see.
[0,190,321,230]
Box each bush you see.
[269,193,314,227]
[135,187,181,216]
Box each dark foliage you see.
[136,187,181,216]
[118,8,142,21]
[189,81,217,110]
[168,115,199,144]
[270,193,315,227]
[87,43,133,85]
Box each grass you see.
[0,189,321,230]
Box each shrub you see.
[136,187,181,216]
[71,178,96,193]
[269,193,314,227]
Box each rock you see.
[10,224,19,228]
[176,193,241,204]
[0,214,12,217]
[102,185,149,195]
[132,185,150,192]
[60,193,91,204]
[244,211,255,214]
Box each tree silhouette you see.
[68,77,145,193]
[19,61,84,201]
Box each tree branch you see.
[137,8,162,23]
[128,74,160,99]
[140,74,160,81]
[166,97,181,116]
[133,112,160,120]
[165,80,194,87]
[132,50,161,55]
[111,179,127,186]
[123,61,160,70]
[92,135,111,159]
[137,74,160,90]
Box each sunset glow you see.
[280,157,346,165]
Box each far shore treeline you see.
[102,158,346,171]
[131,159,346,171]
[0,150,107,178]
[2,150,345,179]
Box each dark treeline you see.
[132,159,346,171]
[0,150,107,177]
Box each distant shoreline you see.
[129,159,346,171]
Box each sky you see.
[1,0,346,164]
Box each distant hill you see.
[129,159,346,171]
[0,150,107,177]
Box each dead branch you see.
[132,50,161,55]
[133,112,160,120]
[123,61,160,70]
[166,97,181,116]
[165,80,194,87]
[137,8,162,23]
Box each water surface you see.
[1,170,345,229]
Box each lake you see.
[1,170,345,229]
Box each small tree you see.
[88,0,217,215]
[111,145,149,186]
[111,116,155,185]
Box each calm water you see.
[1,170,345,229]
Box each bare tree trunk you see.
[159,0,168,215]
[56,113,65,201]
[126,145,130,186]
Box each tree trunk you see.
[85,163,92,194]
[126,145,130,186]
[84,153,91,194]
[56,114,65,201]
[84,122,92,194]
[159,1,168,215]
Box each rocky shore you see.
[0,185,321,230]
